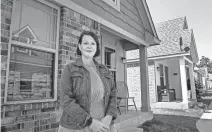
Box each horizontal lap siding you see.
[70,0,145,40]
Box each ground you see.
[139,98,212,132]
[140,114,199,132]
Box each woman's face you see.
[79,35,97,59]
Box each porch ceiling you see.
[121,40,139,51]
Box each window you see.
[105,47,116,82]
[105,47,116,70]
[7,45,54,101]
[127,63,134,68]
[101,0,120,11]
[159,64,164,86]
[5,0,59,103]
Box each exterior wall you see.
[126,49,139,60]
[1,1,60,132]
[101,30,125,82]
[1,0,13,105]
[127,63,156,109]
[115,41,126,82]
[1,2,101,132]
[70,0,145,40]
[202,77,206,90]
[148,65,156,103]
[127,57,186,107]
[168,58,182,100]
[127,63,141,109]
[1,1,15,131]
[0,0,155,130]
[1,1,129,131]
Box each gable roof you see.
[148,17,193,58]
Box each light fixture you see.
[121,57,126,63]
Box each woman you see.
[59,31,118,132]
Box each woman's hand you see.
[90,119,109,132]
[101,115,113,127]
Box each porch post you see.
[179,57,188,109]
[189,63,196,99]
[139,45,151,112]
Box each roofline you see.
[125,53,190,63]
[191,29,199,62]
[141,0,160,42]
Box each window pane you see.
[11,0,58,49]
[7,45,54,101]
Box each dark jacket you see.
[59,57,117,130]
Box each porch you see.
[152,56,197,109]
[151,100,188,109]
[126,56,198,110]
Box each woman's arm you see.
[60,64,91,128]
[105,73,118,121]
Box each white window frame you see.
[101,0,120,11]
[4,0,60,104]
[104,46,116,71]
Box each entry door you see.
[165,66,169,89]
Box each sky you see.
[146,0,212,60]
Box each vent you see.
[179,37,183,51]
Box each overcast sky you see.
[146,0,212,60]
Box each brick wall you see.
[126,63,156,108]
[56,6,101,130]
[1,0,13,105]
[127,63,142,108]
[148,65,156,103]
[58,6,100,107]
[1,3,100,132]
[58,7,100,78]
[1,1,60,131]
[126,49,139,60]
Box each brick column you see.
[139,45,151,112]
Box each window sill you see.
[4,98,57,104]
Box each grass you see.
[139,114,200,132]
